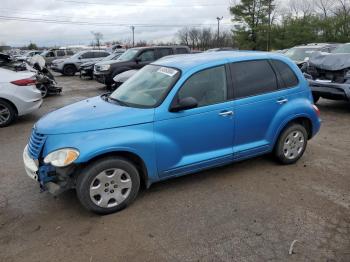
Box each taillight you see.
[312,104,320,117]
[11,77,36,86]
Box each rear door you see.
[93,51,109,62]
[230,59,290,159]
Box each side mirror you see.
[78,56,82,60]
[134,57,141,63]
[170,97,198,112]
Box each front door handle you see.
[277,98,288,104]
[219,110,234,117]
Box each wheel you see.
[63,65,76,76]
[0,99,17,127]
[37,84,48,98]
[275,124,308,164]
[76,157,140,214]
[312,93,320,104]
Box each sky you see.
[0,0,234,47]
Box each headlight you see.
[44,148,79,167]
[99,64,110,71]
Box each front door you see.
[133,49,155,69]
[154,65,234,178]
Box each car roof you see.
[130,46,189,50]
[153,51,290,73]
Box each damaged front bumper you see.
[23,145,76,195]
[308,79,350,101]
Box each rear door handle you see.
[219,110,234,117]
[277,98,288,104]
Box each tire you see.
[76,157,140,214]
[63,65,77,76]
[0,99,17,128]
[312,93,320,104]
[275,123,308,165]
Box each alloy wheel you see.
[0,104,10,125]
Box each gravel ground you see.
[0,75,349,262]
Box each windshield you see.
[285,47,319,61]
[102,53,121,61]
[116,49,138,61]
[110,65,180,107]
[332,44,350,54]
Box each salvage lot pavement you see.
[0,75,349,262]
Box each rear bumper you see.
[5,85,43,116]
[308,79,350,101]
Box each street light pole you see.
[216,16,223,47]
[131,26,135,47]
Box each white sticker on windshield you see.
[157,67,177,77]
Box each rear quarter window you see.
[176,48,189,54]
[230,60,278,99]
[271,60,299,88]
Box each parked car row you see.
[282,42,350,104]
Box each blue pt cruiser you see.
[23,52,321,214]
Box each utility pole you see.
[216,16,223,47]
[266,0,273,51]
[131,26,135,47]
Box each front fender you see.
[43,123,159,183]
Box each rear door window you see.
[57,50,66,57]
[94,52,109,58]
[66,50,74,55]
[270,60,299,88]
[230,60,278,99]
[81,52,94,59]
[157,48,173,58]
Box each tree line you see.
[230,0,350,51]
[176,27,236,50]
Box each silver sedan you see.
[0,68,42,127]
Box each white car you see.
[0,68,42,127]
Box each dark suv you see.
[93,46,190,87]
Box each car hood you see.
[35,96,154,135]
[95,59,130,66]
[309,51,350,71]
